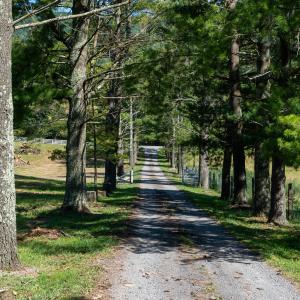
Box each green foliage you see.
[48,148,66,161]
[278,115,300,168]
[12,26,68,137]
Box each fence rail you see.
[15,137,67,145]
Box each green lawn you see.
[159,157,300,287]
[0,161,143,300]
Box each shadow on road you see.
[121,150,262,266]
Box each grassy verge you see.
[182,150,300,213]
[0,159,143,300]
[159,156,300,287]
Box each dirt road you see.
[107,146,300,300]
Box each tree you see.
[0,0,130,270]
[268,35,290,225]
[226,0,247,205]
[0,0,20,270]
[62,0,91,212]
[103,1,131,193]
[253,41,271,216]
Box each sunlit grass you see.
[0,158,143,300]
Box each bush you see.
[48,148,66,161]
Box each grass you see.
[159,156,300,287]
[182,150,300,218]
[1,154,143,300]
[14,143,106,184]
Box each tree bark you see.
[177,146,184,175]
[225,0,247,205]
[103,2,124,193]
[63,0,90,212]
[254,41,271,216]
[103,95,121,194]
[92,100,98,200]
[254,144,270,215]
[117,145,124,176]
[198,143,209,189]
[133,127,138,165]
[192,150,196,169]
[229,30,247,205]
[117,117,124,177]
[0,0,20,269]
[171,121,176,168]
[268,155,287,225]
[268,35,289,225]
[200,149,209,189]
[221,144,232,200]
[197,147,201,188]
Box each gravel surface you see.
[108,146,300,300]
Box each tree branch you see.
[248,71,272,82]
[14,0,129,31]
[13,0,62,25]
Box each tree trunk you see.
[197,148,201,188]
[197,143,209,189]
[268,155,287,225]
[200,149,209,189]
[117,117,124,177]
[192,151,196,169]
[177,146,184,175]
[92,100,98,200]
[171,146,176,168]
[268,36,289,225]
[229,29,247,205]
[165,148,170,162]
[133,128,138,165]
[63,0,90,212]
[117,146,124,176]
[104,3,124,193]
[254,144,270,215]
[0,0,20,269]
[103,96,120,194]
[221,144,232,200]
[254,41,271,216]
[226,0,247,204]
[170,116,176,168]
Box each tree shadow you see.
[118,149,300,267]
[15,174,139,256]
[15,175,65,192]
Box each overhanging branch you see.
[14,0,129,31]
[13,0,62,25]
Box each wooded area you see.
[0,0,300,298]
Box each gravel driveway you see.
[108,146,300,300]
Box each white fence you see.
[15,137,67,145]
[182,168,222,192]
[182,168,199,186]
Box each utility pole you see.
[129,97,134,183]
